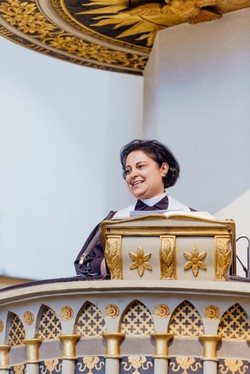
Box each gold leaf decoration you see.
[183,245,207,277]
[105,237,123,279]
[215,237,232,280]
[170,357,202,372]
[42,359,61,373]
[219,359,248,373]
[129,245,152,277]
[122,356,153,372]
[160,236,176,279]
[105,304,119,319]
[204,305,220,319]
[23,311,34,325]
[77,357,105,373]
[154,304,170,319]
[61,306,74,320]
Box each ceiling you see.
[0,0,249,75]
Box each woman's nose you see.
[130,168,138,178]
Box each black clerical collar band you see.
[134,195,169,211]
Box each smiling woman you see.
[74,139,198,279]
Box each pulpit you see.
[101,214,236,281]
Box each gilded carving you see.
[105,236,123,279]
[219,359,248,374]
[129,245,152,277]
[184,245,207,277]
[41,360,61,373]
[105,304,119,319]
[77,357,105,373]
[160,236,176,279]
[215,237,232,280]
[77,0,222,47]
[0,0,147,74]
[204,305,220,319]
[11,364,25,374]
[122,356,153,373]
[154,304,170,319]
[0,320,3,333]
[23,311,34,325]
[170,357,202,373]
[61,306,74,320]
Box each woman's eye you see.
[138,164,145,169]
[125,169,131,175]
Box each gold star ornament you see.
[183,245,207,277]
[129,245,152,277]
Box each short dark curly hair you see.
[120,139,180,188]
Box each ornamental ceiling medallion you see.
[0,0,250,74]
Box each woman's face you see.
[125,150,169,199]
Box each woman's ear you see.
[161,162,169,176]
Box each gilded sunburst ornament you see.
[129,245,152,277]
[183,245,207,277]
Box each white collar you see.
[140,191,167,206]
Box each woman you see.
[74,139,195,278]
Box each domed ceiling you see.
[0,0,249,75]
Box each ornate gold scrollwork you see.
[160,236,176,279]
[122,356,153,372]
[104,236,122,279]
[78,357,105,373]
[215,236,232,280]
[170,357,202,373]
[219,359,248,373]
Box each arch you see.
[6,311,26,346]
[119,300,154,336]
[36,304,62,340]
[218,303,250,340]
[168,300,204,337]
[74,301,106,337]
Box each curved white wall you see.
[144,8,250,213]
[143,8,250,276]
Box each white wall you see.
[144,9,250,214]
[0,37,143,280]
[215,189,250,277]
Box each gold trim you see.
[0,345,10,370]
[59,334,81,360]
[215,236,232,281]
[102,333,125,358]
[151,333,173,358]
[23,338,42,363]
[160,236,176,279]
[199,335,221,361]
[104,235,123,279]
